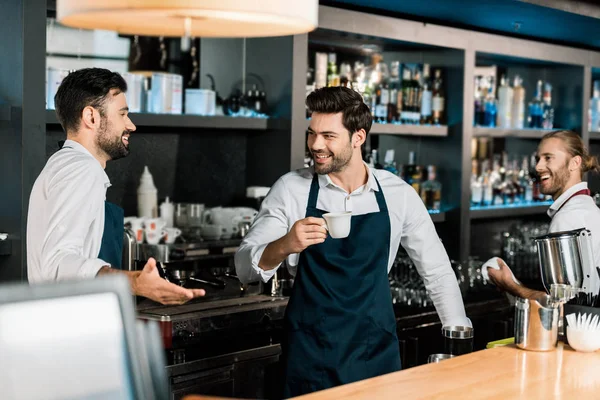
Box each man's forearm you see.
[97,266,142,295]
[511,284,546,301]
[258,237,289,271]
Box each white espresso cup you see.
[144,218,167,245]
[163,227,182,244]
[322,212,352,239]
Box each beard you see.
[312,142,353,175]
[96,117,130,161]
[539,161,570,198]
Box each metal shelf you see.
[470,201,553,220]
[370,123,448,136]
[46,110,278,130]
[429,211,446,223]
[473,127,555,139]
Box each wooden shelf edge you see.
[473,127,555,139]
[470,203,552,220]
[370,123,448,137]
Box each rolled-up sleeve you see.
[40,160,108,281]
[400,188,471,327]
[235,177,291,284]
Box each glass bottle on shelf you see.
[520,156,533,203]
[411,68,422,124]
[403,151,422,193]
[432,69,445,125]
[421,165,442,211]
[483,86,497,127]
[470,159,483,206]
[496,75,513,129]
[528,80,544,129]
[326,53,340,87]
[542,82,554,130]
[473,77,486,126]
[388,61,401,123]
[591,80,600,132]
[482,160,493,206]
[420,64,433,125]
[511,75,526,129]
[401,67,413,124]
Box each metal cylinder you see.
[514,296,559,351]
[534,229,586,292]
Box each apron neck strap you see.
[308,173,388,212]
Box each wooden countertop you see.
[183,343,600,400]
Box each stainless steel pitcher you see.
[533,228,594,292]
[515,296,559,351]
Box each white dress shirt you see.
[235,164,471,327]
[547,181,600,294]
[27,140,111,283]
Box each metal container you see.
[442,325,474,356]
[122,73,145,113]
[427,353,454,363]
[533,228,592,292]
[150,73,183,114]
[515,295,559,351]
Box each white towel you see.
[481,257,521,285]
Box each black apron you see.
[282,174,401,398]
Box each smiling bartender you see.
[235,87,470,397]
[27,68,204,305]
[489,130,600,298]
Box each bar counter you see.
[184,343,600,400]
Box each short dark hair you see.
[306,86,372,137]
[54,68,127,133]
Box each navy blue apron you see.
[282,174,401,398]
[98,201,125,269]
[58,142,124,269]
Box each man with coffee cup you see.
[235,86,470,397]
[27,68,205,305]
[488,130,600,299]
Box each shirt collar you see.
[62,139,111,188]
[316,162,379,192]
[547,181,588,218]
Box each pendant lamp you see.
[57,0,318,38]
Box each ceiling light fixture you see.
[57,0,318,38]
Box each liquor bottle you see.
[432,69,445,125]
[483,87,497,127]
[326,53,340,87]
[411,68,422,124]
[421,165,442,211]
[542,82,554,130]
[528,80,544,128]
[420,64,433,125]
[482,161,493,206]
[388,61,401,123]
[529,153,542,202]
[520,156,533,203]
[474,77,485,126]
[496,75,513,128]
[470,159,483,206]
[403,151,422,193]
[591,81,600,132]
[511,75,526,129]
[401,67,413,124]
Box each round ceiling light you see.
[57,0,318,37]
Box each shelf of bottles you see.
[307,29,448,137]
[366,148,446,218]
[470,149,553,219]
[473,65,557,136]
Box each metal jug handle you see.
[577,229,595,292]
